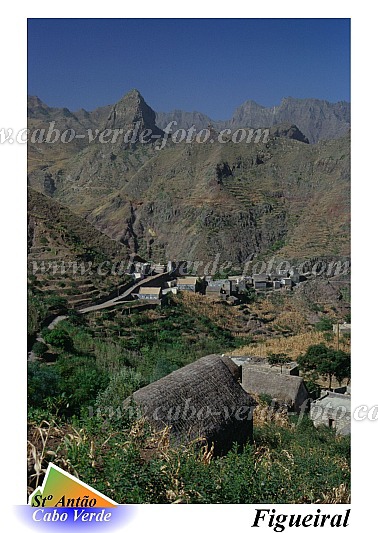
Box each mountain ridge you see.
[28,93,350,144]
[27,89,350,266]
[156,97,350,144]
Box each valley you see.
[27,88,351,505]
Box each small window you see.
[328,418,336,429]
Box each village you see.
[111,259,352,440]
[31,250,351,445]
[128,259,308,305]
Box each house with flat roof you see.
[310,391,351,435]
[231,355,300,376]
[281,277,293,289]
[206,284,223,300]
[253,275,268,290]
[206,279,232,299]
[151,263,166,274]
[136,287,162,300]
[176,276,198,292]
[251,274,269,290]
[134,262,151,275]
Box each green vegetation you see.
[258,393,273,406]
[297,344,351,389]
[239,288,258,304]
[31,341,48,357]
[26,93,351,504]
[27,294,350,504]
[267,353,290,373]
[315,316,334,332]
[27,296,246,418]
[43,329,74,352]
[28,410,350,504]
[28,363,61,408]
[28,289,48,337]
[270,239,285,252]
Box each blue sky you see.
[28,18,350,120]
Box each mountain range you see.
[156,97,350,144]
[27,90,350,265]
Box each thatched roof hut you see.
[132,354,255,452]
[242,366,309,413]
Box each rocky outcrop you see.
[269,124,309,143]
[104,89,164,139]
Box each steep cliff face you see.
[104,89,164,137]
[27,90,164,202]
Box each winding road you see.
[28,272,169,360]
[77,272,167,314]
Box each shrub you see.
[28,362,60,407]
[45,295,68,311]
[43,329,74,352]
[315,317,334,332]
[32,341,48,356]
[258,393,273,406]
[95,367,145,423]
[56,355,109,415]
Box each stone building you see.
[310,391,351,435]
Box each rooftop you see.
[177,277,198,285]
[131,354,255,452]
[313,391,351,412]
[139,286,161,295]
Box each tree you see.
[67,309,86,326]
[315,317,334,332]
[334,350,351,386]
[267,353,290,373]
[32,341,48,357]
[43,329,74,352]
[297,344,350,390]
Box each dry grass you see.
[27,414,213,503]
[27,419,80,495]
[180,292,241,328]
[231,330,350,359]
[318,483,351,504]
[252,403,292,428]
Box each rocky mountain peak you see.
[105,89,163,136]
[27,95,51,118]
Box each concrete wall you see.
[310,393,351,435]
[241,366,308,413]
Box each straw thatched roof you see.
[242,366,309,412]
[132,354,255,452]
